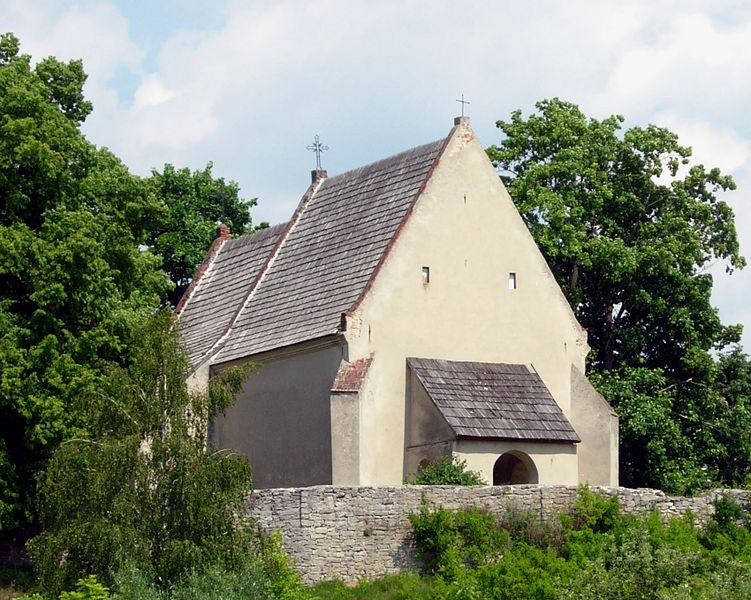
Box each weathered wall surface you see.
[213,341,345,488]
[345,118,591,485]
[245,485,751,584]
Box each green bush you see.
[25,315,262,595]
[110,548,309,600]
[409,503,505,579]
[404,488,751,599]
[406,457,486,486]
[15,575,109,600]
[59,576,110,600]
[310,572,438,599]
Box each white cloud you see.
[594,9,751,124]
[655,114,751,172]
[3,0,751,342]
[133,75,176,109]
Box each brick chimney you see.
[216,223,231,240]
[311,169,328,183]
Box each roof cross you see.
[455,93,470,117]
[307,134,329,170]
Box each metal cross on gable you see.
[307,134,329,170]
[456,93,470,117]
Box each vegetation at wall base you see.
[405,456,487,486]
[304,489,751,599]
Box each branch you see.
[60,438,104,447]
[94,390,140,428]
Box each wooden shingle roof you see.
[407,358,580,443]
[211,139,446,364]
[177,222,287,368]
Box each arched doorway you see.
[493,451,539,485]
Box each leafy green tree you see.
[714,348,751,486]
[487,98,744,374]
[28,313,255,595]
[0,32,170,530]
[146,164,257,306]
[487,99,748,492]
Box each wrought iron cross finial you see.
[307,134,329,170]
[456,93,470,117]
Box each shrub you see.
[407,487,751,599]
[408,503,504,579]
[406,457,486,486]
[59,576,110,600]
[496,503,565,551]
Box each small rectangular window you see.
[422,266,430,284]
[508,272,516,289]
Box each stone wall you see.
[245,485,750,584]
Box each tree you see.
[0,33,170,530]
[487,99,748,492]
[147,164,258,306]
[28,313,256,594]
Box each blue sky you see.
[3,0,751,348]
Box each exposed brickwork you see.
[245,485,751,584]
[331,356,373,392]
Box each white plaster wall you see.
[346,119,589,485]
[453,440,578,485]
[571,365,619,486]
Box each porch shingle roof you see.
[408,358,580,443]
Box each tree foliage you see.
[487,98,744,373]
[28,313,256,595]
[146,164,257,306]
[0,33,263,530]
[487,99,750,492]
[0,33,170,529]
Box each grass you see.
[311,572,438,599]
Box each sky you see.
[2,0,751,349]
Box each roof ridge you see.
[205,121,461,364]
[224,221,289,248]
[198,176,327,365]
[324,139,445,183]
[174,231,230,318]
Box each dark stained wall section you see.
[404,370,455,478]
[213,343,345,488]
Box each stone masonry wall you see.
[245,485,750,584]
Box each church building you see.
[176,116,619,488]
